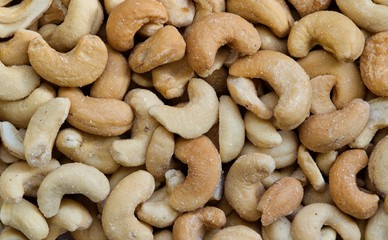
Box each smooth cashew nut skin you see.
[368,135,388,197]
[288,11,365,62]
[106,0,168,52]
[0,227,28,240]
[211,225,262,240]
[37,163,110,218]
[229,50,312,130]
[28,34,108,88]
[329,149,379,219]
[365,204,388,240]
[186,12,261,77]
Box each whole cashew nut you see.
[288,11,365,62]
[229,50,312,130]
[0,121,25,160]
[37,163,110,218]
[310,75,337,114]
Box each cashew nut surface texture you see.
[0,121,25,159]
[149,78,218,139]
[37,163,110,218]
[368,135,388,197]
[365,203,388,240]
[288,0,332,17]
[169,135,222,212]
[229,50,312,130]
[102,170,155,240]
[291,203,361,240]
[28,34,108,87]
[288,11,365,62]
[0,227,28,240]
[211,225,262,240]
[186,12,261,77]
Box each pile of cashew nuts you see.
[1,0,388,239]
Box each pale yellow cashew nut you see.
[368,135,388,199]
[365,203,388,240]
[0,121,25,160]
[211,225,262,240]
[0,227,28,240]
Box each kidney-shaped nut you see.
[299,98,370,153]
[192,0,225,21]
[0,159,60,203]
[169,136,221,212]
[227,0,293,38]
[329,149,379,219]
[288,11,365,62]
[38,0,67,26]
[368,135,388,197]
[172,206,226,240]
[365,203,388,239]
[336,0,388,33]
[211,225,262,240]
[56,128,121,174]
[149,78,218,139]
[160,0,195,27]
[58,87,133,137]
[288,0,332,17]
[186,12,261,77]
[258,177,303,226]
[0,61,40,101]
[129,25,186,73]
[261,217,293,240]
[37,163,110,218]
[255,25,288,54]
[309,75,337,114]
[102,170,155,240]
[28,34,108,87]
[106,0,168,52]
[229,50,312,130]
[0,227,28,240]
[24,97,70,168]
[225,153,275,221]
[0,121,25,160]
[291,203,361,240]
[71,206,108,240]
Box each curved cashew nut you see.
[225,153,275,221]
[262,217,293,240]
[255,25,288,54]
[1,199,49,240]
[160,0,195,27]
[0,83,56,129]
[186,12,260,77]
[169,136,221,212]
[229,50,312,130]
[172,206,226,240]
[329,149,379,219]
[0,227,28,240]
[28,34,108,87]
[58,87,133,137]
[106,0,168,51]
[368,135,388,197]
[211,225,262,240]
[310,75,337,114]
[149,78,218,139]
[292,203,361,240]
[0,61,40,101]
[288,0,332,17]
[192,0,225,21]
[0,121,25,159]
[71,207,108,240]
[56,128,121,174]
[365,203,388,239]
[258,177,303,226]
[37,163,110,218]
[297,50,365,109]
[110,89,164,167]
[336,0,388,33]
[38,0,67,26]
[102,170,155,240]
[299,98,370,153]
[227,0,294,37]
[288,11,365,62]
[0,159,60,203]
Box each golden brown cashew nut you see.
[229,50,312,130]
[336,0,388,33]
[365,203,388,239]
[288,11,365,62]
[24,97,70,168]
[310,75,337,114]
[299,98,370,153]
[106,0,168,52]
[288,0,332,17]
[149,78,218,139]
[110,89,163,167]
[169,136,222,212]
[102,170,155,240]
[0,61,40,101]
[129,25,186,73]
[291,203,361,240]
[211,225,262,240]
[0,121,25,159]
[172,206,226,240]
[225,153,275,221]
[0,227,28,240]
[186,12,261,77]
[368,135,388,197]
[0,159,60,203]
[297,50,365,109]
[58,87,133,137]
[1,199,49,240]
[38,0,67,26]
[192,0,225,21]
[55,128,121,174]
[28,34,108,87]
[37,163,110,218]
[227,0,293,38]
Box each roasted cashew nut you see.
[368,135,388,198]
[262,217,293,240]
[297,145,326,192]
[288,0,332,17]
[0,121,25,160]
[211,225,262,240]
[0,227,28,240]
[310,75,337,114]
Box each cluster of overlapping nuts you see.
[1,0,388,239]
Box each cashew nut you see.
[159,0,195,27]
[365,203,388,240]
[302,184,335,206]
[310,75,337,114]
[0,144,19,163]
[288,0,332,17]
[28,34,108,87]
[255,25,288,54]
[211,225,262,240]
[58,87,133,137]
[37,163,110,218]
[0,227,28,240]
[192,0,225,21]
[368,135,388,197]
[149,78,218,139]
[0,121,25,160]
[102,170,155,240]
[316,151,338,177]
[186,12,261,77]
[38,0,67,26]
[288,11,365,62]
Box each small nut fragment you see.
[211,225,262,240]
[368,135,388,197]
[297,145,326,192]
